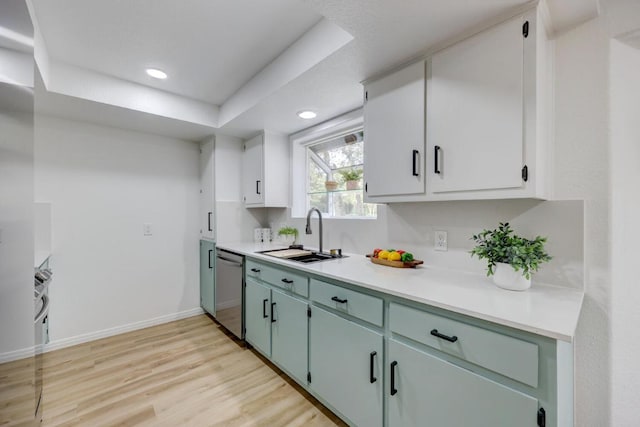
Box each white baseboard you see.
[43,307,204,353]
[0,346,34,364]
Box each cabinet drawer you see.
[310,279,383,327]
[246,260,309,298]
[389,302,538,388]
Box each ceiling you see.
[28,0,602,140]
[33,0,321,105]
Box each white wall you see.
[610,39,640,426]
[214,134,267,243]
[554,17,612,427]
[0,89,34,360]
[34,115,201,346]
[269,200,584,288]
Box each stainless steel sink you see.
[256,248,347,264]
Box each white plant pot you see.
[346,180,360,190]
[492,262,531,291]
[280,234,296,245]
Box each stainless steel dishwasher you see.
[215,249,244,338]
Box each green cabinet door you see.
[271,288,308,384]
[388,338,538,427]
[199,240,215,315]
[245,278,271,357]
[310,306,383,427]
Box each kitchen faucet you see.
[305,207,323,254]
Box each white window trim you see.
[290,108,367,218]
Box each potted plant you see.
[325,180,339,191]
[277,226,299,245]
[470,222,552,291]
[338,168,363,190]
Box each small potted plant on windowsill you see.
[325,180,339,191]
[277,226,299,245]
[470,222,552,291]
[338,168,363,190]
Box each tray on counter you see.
[366,254,424,268]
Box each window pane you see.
[305,130,376,218]
[308,159,327,193]
[309,193,328,213]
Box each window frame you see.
[290,108,376,219]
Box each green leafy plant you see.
[470,222,552,279]
[277,226,298,238]
[337,168,363,182]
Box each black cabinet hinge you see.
[307,372,312,383]
[522,165,529,182]
[365,182,368,193]
[307,307,311,318]
[537,408,546,427]
[523,21,529,38]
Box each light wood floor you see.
[5,315,346,426]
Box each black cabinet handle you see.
[434,145,441,174]
[256,180,261,195]
[331,296,348,304]
[207,212,212,231]
[430,329,458,343]
[271,302,276,323]
[262,299,268,319]
[251,268,261,273]
[281,278,294,284]
[370,351,377,383]
[390,361,398,396]
[208,250,213,269]
[412,149,419,176]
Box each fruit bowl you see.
[366,254,424,268]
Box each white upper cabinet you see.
[427,9,550,200]
[242,131,289,208]
[428,17,524,194]
[362,7,550,203]
[363,61,425,201]
[199,136,215,240]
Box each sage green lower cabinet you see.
[245,279,309,384]
[387,338,538,427]
[245,278,271,357]
[271,288,308,384]
[241,257,568,427]
[199,240,215,316]
[309,306,383,427]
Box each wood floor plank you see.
[34,315,345,426]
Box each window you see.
[305,130,376,218]
[291,109,376,219]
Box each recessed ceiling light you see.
[146,68,167,79]
[297,110,317,119]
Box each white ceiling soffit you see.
[0,0,33,53]
[606,0,640,48]
[545,0,601,36]
[35,74,216,142]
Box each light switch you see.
[434,230,447,251]
[143,223,153,236]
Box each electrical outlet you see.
[434,230,447,251]
[143,223,153,236]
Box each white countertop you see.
[217,242,584,343]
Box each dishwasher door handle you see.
[216,255,243,267]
